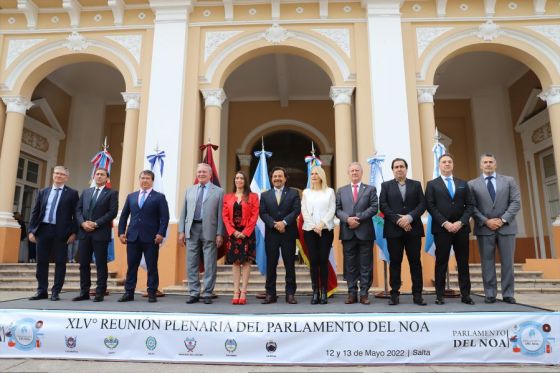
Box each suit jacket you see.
[28,185,79,238]
[468,174,521,236]
[75,187,118,241]
[178,182,225,240]
[425,176,474,234]
[222,192,259,237]
[259,187,301,240]
[379,179,426,238]
[118,190,169,243]
[335,183,378,241]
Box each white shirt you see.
[138,188,153,205]
[42,185,65,224]
[301,187,336,231]
[483,172,497,190]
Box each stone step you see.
[0,269,118,278]
[0,276,123,285]
[449,271,543,279]
[467,263,524,269]
[0,284,124,292]
[449,279,560,288]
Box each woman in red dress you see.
[222,171,259,305]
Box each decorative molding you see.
[532,123,551,144]
[108,0,125,25]
[149,0,193,23]
[5,38,46,69]
[436,0,447,17]
[0,212,20,228]
[271,0,280,20]
[106,34,142,63]
[329,86,354,106]
[17,0,38,29]
[1,96,33,114]
[475,20,501,41]
[312,28,350,58]
[223,0,233,21]
[62,0,82,28]
[533,0,547,15]
[237,154,252,167]
[262,24,292,44]
[319,0,328,19]
[22,128,49,152]
[204,30,242,62]
[415,27,452,57]
[201,88,226,108]
[483,0,497,16]
[121,92,141,109]
[416,86,438,104]
[538,86,560,106]
[525,25,560,48]
[63,31,90,51]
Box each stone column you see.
[201,88,226,173]
[0,101,6,154]
[417,86,439,185]
[119,92,141,208]
[539,86,560,223]
[320,153,333,186]
[330,87,354,188]
[237,153,251,174]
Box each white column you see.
[201,88,227,175]
[362,0,412,180]
[144,0,192,220]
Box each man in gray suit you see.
[178,163,224,304]
[468,153,521,304]
[336,162,378,305]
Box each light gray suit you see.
[468,174,521,298]
[179,182,224,298]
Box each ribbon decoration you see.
[147,150,166,177]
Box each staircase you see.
[449,263,560,293]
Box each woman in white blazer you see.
[301,166,336,305]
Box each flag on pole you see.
[424,130,447,256]
[250,142,272,275]
[296,144,338,296]
[367,155,390,263]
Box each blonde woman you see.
[301,166,336,304]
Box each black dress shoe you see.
[186,296,199,304]
[310,291,319,305]
[50,293,60,301]
[203,297,212,304]
[345,295,357,304]
[118,293,134,302]
[435,297,445,305]
[413,297,427,306]
[503,297,516,304]
[93,294,104,302]
[72,294,90,301]
[286,294,298,304]
[148,295,157,303]
[319,289,328,305]
[29,292,48,301]
[388,296,399,306]
[461,296,475,305]
[262,295,277,304]
[484,297,496,304]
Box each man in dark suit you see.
[426,153,475,305]
[73,168,118,302]
[28,166,79,301]
[259,167,301,304]
[379,158,427,306]
[118,170,169,303]
[335,162,378,305]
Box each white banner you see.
[1,309,558,365]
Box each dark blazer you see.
[76,187,118,241]
[379,179,426,238]
[335,183,378,241]
[118,190,169,243]
[222,192,259,237]
[259,187,301,240]
[426,176,474,234]
[28,186,79,238]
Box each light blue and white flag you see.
[250,147,272,275]
[368,155,390,263]
[424,136,446,256]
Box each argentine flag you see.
[250,149,272,275]
[424,139,446,256]
[368,155,390,262]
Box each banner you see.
[1,309,558,365]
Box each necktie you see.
[276,189,281,205]
[194,185,205,220]
[446,177,454,199]
[139,191,147,208]
[486,176,496,202]
[88,188,100,219]
[353,184,359,202]
[48,188,61,223]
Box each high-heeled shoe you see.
[232,291,240,305]
[238,290,247,305]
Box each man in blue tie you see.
[28,166,79,301]
[426,154,475,305]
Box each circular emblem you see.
[9,318,41,351]
[518,322,546,356]
[266,340,277,353]
[145,336,157,351]
[65,336,77,349]
[104,336,119,350]
[225,339,237,353]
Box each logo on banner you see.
[0,326,7,343]
[6,318,44,351]
[225,338,237,353]
[104,336,119,350]
[511,322,553,356]
[266,340,277,353]
[65,336,77,351]
[146,336,157,351]
[184,337,197,352]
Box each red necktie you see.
[353,184,358,202]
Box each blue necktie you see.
[48,188,61,223]
[446,177,454,199]
[486,176,496,202]
[139,191,146,208]
[194,185,205,220]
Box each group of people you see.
[26,152,520,307]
